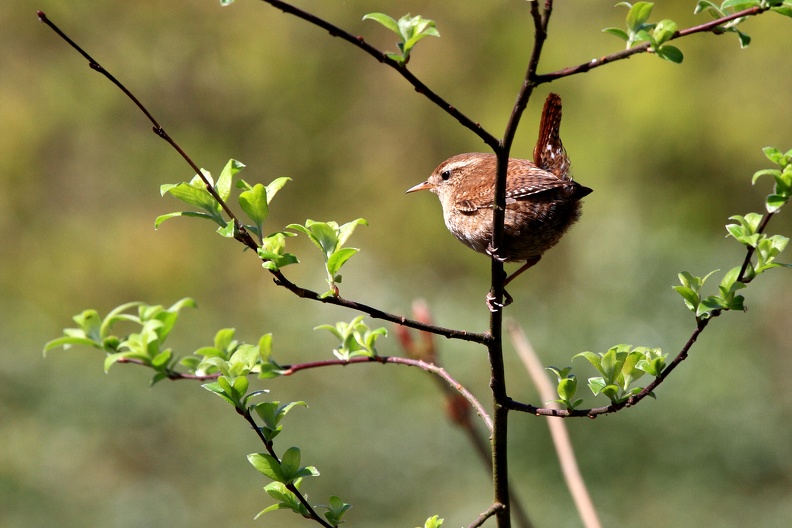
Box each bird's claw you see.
[486,290,513,312]
[486,243,507,262]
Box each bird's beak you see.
[405,180,433,193]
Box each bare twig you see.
[468,502,507,528]
[271,270,491,345]
[35,11,258,249]
[507,321,602,528]
[282,356,494,432]
[258,0,499,151]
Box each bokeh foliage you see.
[2,1,791,527]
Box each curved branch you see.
[121,355,493,432]
[258,0,499,150]
[536,5,769,82]
[281,356,493,432]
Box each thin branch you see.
[119,355,493,432]
[35,11,258,249]
[271,270,492,345]
[468,502,507,528]
[507,303,711,418]
[507,192,779,418]
[536,5,769,82]
[37,10,490,346]
[240,408,333,528]
[258,0,499,150]
[282,356,493,432]
[507,321,602,528]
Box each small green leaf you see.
[239,183,269,232]
[626,2,654,33]
[154,211,217,229]
[652,19,678,45]
[265,177,291,204]
[216,159,245,202]
[248,453,286,483]
[363,12,400,33]
[338,218,368,247]
[327,247,359,278]
[421,515,444,528]
[694,1,723,15]
[603,27,629,40]
[656,45,684,63]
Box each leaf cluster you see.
[362,13,440,64]
[157,159,299,271]
[315,316,387,361]
[43,298,196,385]
[604,2,684,62]
[695,1,792,48]
[288,219,368,297]
[548,345,667,409]
[675,146,792,320]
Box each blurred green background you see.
[2,1,791,527]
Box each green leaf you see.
[721,0,759,9]
[338,218,368,247]
[216,159,244,202]
[43,336,99,355]
[557,376,578,401]
[574,351,604,376]
[603,27,629,40]
[258,232,299,271]
[421,515,444,528]
[202,381,238,407]
[735,29,751,48]
[239,183,269,233]
[546,366,573,382]
[362,12,400,34]
[248,453,286,483]
[626,2,654,33]
[161,176,218,213]
[156,211,220,229]
[656,45,684,63]
[327,247,359,278]
[652,19,678,45]
[265,177,291,204]
[694,1,723,15]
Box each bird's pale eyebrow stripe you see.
[441,158,479,172]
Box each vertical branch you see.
[488,4,556,526]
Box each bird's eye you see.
[441,170,451,181]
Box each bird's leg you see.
[504,256,541,287]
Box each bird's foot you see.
[486,290,513,312]
[486,243,508,262]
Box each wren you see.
[407,93,592,298]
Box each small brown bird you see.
[407,93,591,299]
